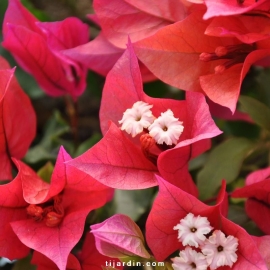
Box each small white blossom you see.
[201,230,238,270]
[174,213,213,248]
[172,247,208,270]
[148,109,184,145]
[119,101,154,137]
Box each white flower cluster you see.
[119,101,184,145]
[172,213,238,270]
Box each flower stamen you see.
[26,195,64,227]
[200,44,255,74]
[217,245,223,252]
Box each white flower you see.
[148,109,184,145]
[172,247,208,270]
[201,230,238,270]
[174,213,213,248]
[119,101,154,137]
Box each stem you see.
[64,95,78,147]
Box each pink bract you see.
[91,214,150,259]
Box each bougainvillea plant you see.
[1,0,270,269]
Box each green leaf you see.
[12,254,36,270]
[24,145,57,163]
[242,220,264,236]
[0,0,8,32]
[37,162,54,183]
[21,0,51,21]
[228,204,249,226]
[239,95,270,132]
[188,153,207,171]
[24,111,70,163]
[254,67,270,107]
[114,189,154,221]
[74,133,102,157]
[197,138,254,200]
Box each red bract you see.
[0,56,36,180]
[0,146,113,270]
[2,0,89,100]
[67,42,221,195]
[134,10,270,112]
[63,0,189,81]
[232,167,270,235]
[147,176,267,270]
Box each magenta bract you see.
[2,0,89,100]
